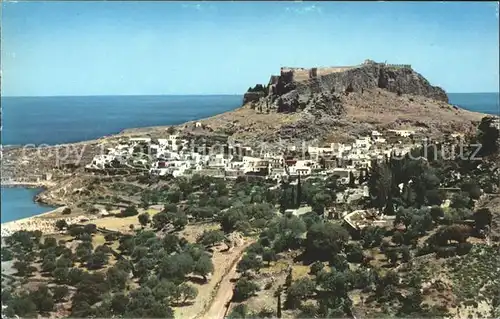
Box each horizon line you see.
[1,93,243,98]
[2,92,499,98]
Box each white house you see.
[130,137,151,145]
[354,137,371,149]
[389,129,415,138]
[209,154,229,168]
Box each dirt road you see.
[195,240,253,319]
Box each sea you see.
[0,93,498,223]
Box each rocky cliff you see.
[243,60,448,113]
[186,60,484,145]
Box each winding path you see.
[195,240,254,319]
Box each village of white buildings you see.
[83,125,466,231]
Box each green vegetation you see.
[2,117,499,318]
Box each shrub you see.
[346,243,365,263]
[52,286,69,302]
[309,261,324,275]
[285,277,315,309]
[197,230,225,247]
[457,242,473,256]
[233,278,259,301]
[1,247,14,261]
[117,205,139,218]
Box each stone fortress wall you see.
[280,60,412,83]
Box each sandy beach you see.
[1,206,80,237]
[1,180,56,189]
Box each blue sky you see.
[1,1,498,96]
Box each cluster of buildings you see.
[85,129,423,184]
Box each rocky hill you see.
[184,60,484,146]
[243,59,448,114]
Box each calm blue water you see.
[1,95,242,146]
[1,188,56,223]
[448,92,499,115]
[1,93,497,147]
[0,93,498,223]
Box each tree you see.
[219,209,247,233]
[167,126,176,135]
[55,219,68,230]
[172,211,188,230]
[317,270,351,300]
[5,293,37,318]
[67,268,85,286]
[285,277,316,309]
[158,253,194,283]
[56,256,73,268]
[86,250,109,270]
[311,192,332,216]
[346,243,364,263]
[134,257,156,281]
[228,304,250,319]
[305,222,349,261]
[138,212,151,227]
[392,231,405,246]
[401,246,411,262]
[110,292,129,315]
[174,283,198,304]
[233,278,259,301]
[152,212,169,230]
[348,171,356,188]
[237,252,263,273]
[104,232,119,242]
[368,161,395,213]
[41,254,57,273]
[285,269,293,288]
[275,285,283,318]
[385,249,399,266]
[262,248,277,266]
[140,194,150,210]
[166,190,182,203]
[76,242,93,262]
[119,205,139,217]
[432,224,472,245]
[193,254,214,281]
[477,116,500,156]
[296,174,302,208]
[309,261,324,276]
[425,189,444,206]
[474,208,492,232]
[197,230,225,247]
[163,203,178,213]
[1,247,13,261]
[124,286,174,318]
[42,237,58,249]
[361,226,385,248]
[107,266,129,291]
[430,206,444,223]
[52,267,69,284]
[52,286,69,303]
[450,192,472,209]
[30,285,55,313]
[79,233,93,242]
[13,260,36,277]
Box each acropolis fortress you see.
[279,59,412,82]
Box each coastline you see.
[0,93,497,238]
[1,181,52,189]
[1,183,63,237]
[1,206,67,237]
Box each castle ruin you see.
[278,60,412,83]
